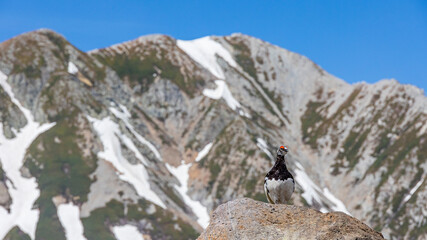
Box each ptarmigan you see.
[264,146,294,204]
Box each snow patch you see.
[403,178,424,203]
[68,62,78,75]
[294,162,322,206]
[319,207,329,213]
[145,204,156,215]
[295,162,351,215]
[166,161,210,228]
[112,225,144,240]
[57,203,87,240]
[177,37,237,79]
[109,104,162,161]
[203,80,250,118]
[256,138,273,160]
[323,188,351,215]
[195,143,213,162]
[418,123,427,137]
[377,119,386,127]
[87,116,166,208]
[0,71,55,240]
[178,37,250,118]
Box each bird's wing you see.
[264,179,275,204]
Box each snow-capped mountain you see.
[0,29,425,240]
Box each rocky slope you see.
[0,29,425,240]
[198,198,385,240]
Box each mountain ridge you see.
[5,28,426,96]
[0,29,425,240]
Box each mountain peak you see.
[0,28,76,77]
[0,28,66,46]
[33,28,64,37]
[88,34,175,54]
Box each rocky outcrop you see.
[198,198,384,240]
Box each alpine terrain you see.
[0,29,425,240]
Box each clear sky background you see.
[1,0,426,92]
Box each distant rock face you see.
[198,198,384,240]
[0,29,425,240]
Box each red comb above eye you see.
[280,146,285,149]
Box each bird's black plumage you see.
[265,154,294,182]
[264,146,294,204]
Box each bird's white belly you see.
[265,178,294,204]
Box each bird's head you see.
[277,146,288,157]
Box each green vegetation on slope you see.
[4,226,31,240]
[225,38,257,81]
[301,87,362,152]
[82,199,199,240]
[9,38,44,79]
[42,31,106,83]
[94,48,204,97]
[25,111,97,240]
[336,129,370,172]
[225,37,286,120]
[301,101,326,149]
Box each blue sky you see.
[1,0,426,92]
